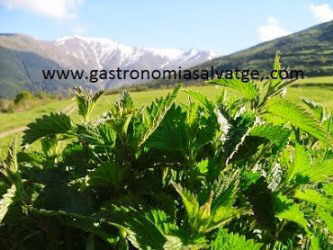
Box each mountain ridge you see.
[0,34,218,97]
[195,20,333,76]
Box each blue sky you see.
[1,0,333,54]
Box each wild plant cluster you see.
[1,56,333,249]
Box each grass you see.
[295,76,333,85]
[0,99,73,132]
[1,80,333,157]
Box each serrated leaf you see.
[211,229,262,250]
[74,87,104,122]
[184,89,215,111]
[303,159,333,183]
[287,144,311,183]
[275,195,308,230]
[208,78,258,101]
[134,86,180,148]
[264,98,331,143]
[250,124,290,149]
[172,182,200,227]
[294,189,333,211]
[302,98,326,122]
[223,112,257,164]
[109,207,173,250]
[23,112,72,145]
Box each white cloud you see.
[309,3,333,23]
[257,17,290,42]
[0,0,83,19]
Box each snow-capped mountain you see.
[0,33,219,97]
[54,36,218,87]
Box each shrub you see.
[1,56,333,249]
[0,99,14,113]
[14,90,34,105]
[0,91,62,113]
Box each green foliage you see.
[172,181,244,235]
[1,59,333,250]
[74,87,104,122]
[22,112,72,145]
[211,229,262,250]
[264,98,331,143]
[208,77,259,101]
[250,125,290,150]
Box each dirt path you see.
[0,126,27,139]
[0,103,76,139]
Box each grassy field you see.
[0,99,73,132]
[1,78,333,158]
[295,75,333,85]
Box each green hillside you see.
[0,34,89,98]
[197,20,333,76]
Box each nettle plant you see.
[1,56,333,250]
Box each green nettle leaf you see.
[184,89,215,111]
[208,78,259,101]
[294,189,333,211]
[119,90,135,111]
[275,195,308,230]
[147,104,187,153]
[0,184,16,223]
[23,112,72,145]
[287,144,311,183]
[77,123,116,151]
[132,85,180,148]
[172,183,200,228]
[211,229,262,250]
[302,159,333,183]
[74,87,104,122]
[223,112,257,164]
[173,182,242,234]
[250,124,290,149]
[89,162,125,188]
[149,101,218,165]
[302,98,327,122]
[109,207,176,250]
[264,98,331,143]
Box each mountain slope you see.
[0,34,89,98]
[196,20,333,76]
[0,34,217,98]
